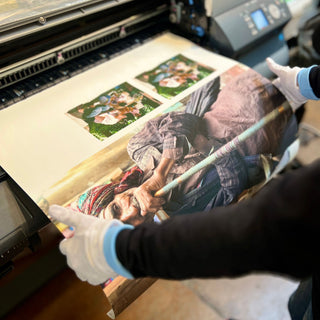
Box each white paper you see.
[0,32,237,201]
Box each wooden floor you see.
[4,267,111,320]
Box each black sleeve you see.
[116,160,320,280]
[309,66,320,98]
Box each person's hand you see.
[49,205,122,285]
[134,172,166,216]
[266,57,308,111]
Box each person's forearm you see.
[298,65,320,100]
[154,157,175,181]
[116,160,320,280]
[309,66,320,98]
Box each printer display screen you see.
[250,9,269,30]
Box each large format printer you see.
[0,0,294,316]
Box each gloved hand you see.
[266,57,308,111]
[49,205,127,285]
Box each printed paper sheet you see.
[0,32,236,202]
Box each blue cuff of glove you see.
[103,223,134,279]
[297,66,320,100]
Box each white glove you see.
[49,204,122,285]
[266,57,308,111]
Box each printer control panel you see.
[209,0,291,56]
[240,0,290,37]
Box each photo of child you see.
[135,54,215,99]
[66,82,161,141]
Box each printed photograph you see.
[37,63,297,301]
[135,54,215,99]
[66,82,161,141]
[48,64,295,232]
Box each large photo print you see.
[52,65,295,233]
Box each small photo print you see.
[66,82,161,141]
[135,54,215,99]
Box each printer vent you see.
[60,15,159,63]
[0,28,130,89]
[64,30,120,61]
[0,57,57,89]
[0,28,123,89]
